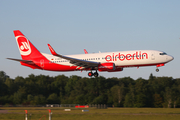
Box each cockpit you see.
[159,52,167,55]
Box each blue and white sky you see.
[0,0,179,79]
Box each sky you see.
[0,0,179,79]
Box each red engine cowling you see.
[108,67,123,72]
[98,63,115,72]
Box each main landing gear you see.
[88,70,99,77]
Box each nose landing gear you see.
[156,68,159,72]
[156,64,165,72]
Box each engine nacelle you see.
[98,63,115,72]
[108,67,123,72]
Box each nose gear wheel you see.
[156,68,159,72]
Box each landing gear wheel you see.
[94,72,99,77]
[88,72,93,77]
[156,68,159,72]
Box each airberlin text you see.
[105,51,148,62]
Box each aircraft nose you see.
[171,56,174,61]
[167,55,174,62]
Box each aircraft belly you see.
[114,59,159,67]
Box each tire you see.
[94,72,99,77]
[88,72,93,77]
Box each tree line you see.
[0,71,180,108]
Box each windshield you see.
[160,52,167,55]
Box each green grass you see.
[1,107,180,120]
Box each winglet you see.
[47,44,58,56]
[84,49,88,54]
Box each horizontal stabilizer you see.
[7,58,42,69]
[7,58,33,63]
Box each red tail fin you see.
[14,30,43,60]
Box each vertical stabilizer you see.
[14,30,43,60]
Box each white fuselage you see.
[42,50,173,69]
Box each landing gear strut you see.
[88,70,99,77]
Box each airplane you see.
[7,30,174,77]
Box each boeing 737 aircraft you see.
[7,30,174,77]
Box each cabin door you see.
[40,59,44,68]
[151,52,155,60]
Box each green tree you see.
[74,94,85,104]
[124,93,134,107]
[13,91,22,104]
[153,94,163,107]
[54,75,68,101]
[0,79,8,97]
[47,93,59,104]
[27,94,34,102]
[164,87,172,108]
[134,93,146,107]
[110,84,125,107]
[124,83,135,107]
[33,95,46,105]
[0,71,9,81]
[134,78,149,107]
[92,94,107,104]
[65,76,80,96]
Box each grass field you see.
[1,107,180,120]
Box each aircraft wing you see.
[47,44,100,69]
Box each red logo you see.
[105,51,148,62]
[17,37,29,51]
[16,36,31,56]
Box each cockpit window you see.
[160,52,167,55]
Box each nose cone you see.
[167,55,174,62]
